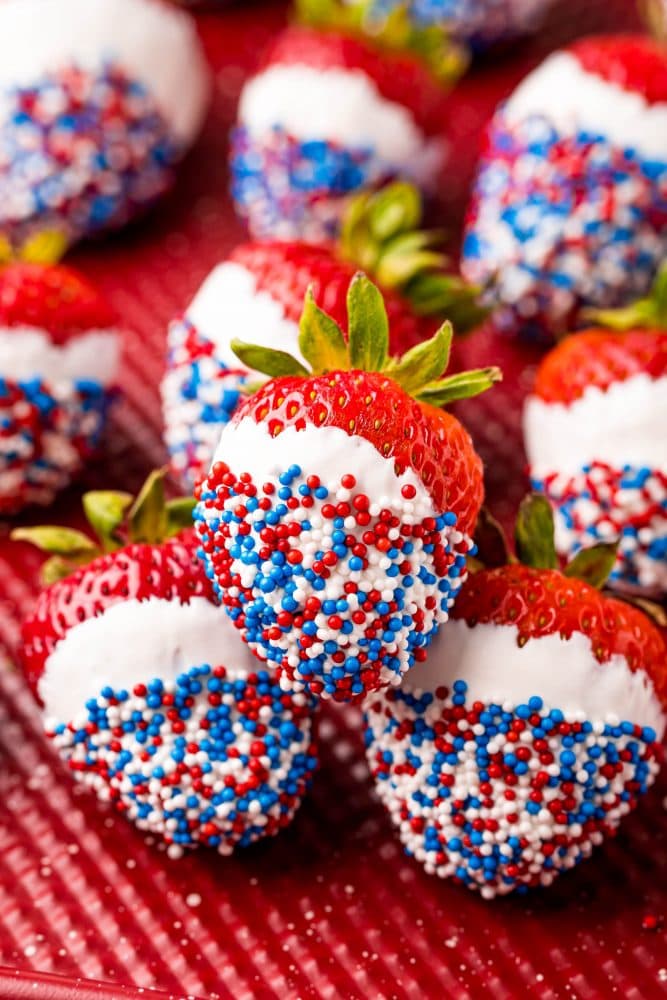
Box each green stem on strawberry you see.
[473,493,618,587]
[473,494,667,623]
[231,273,502,406]
[11,469,196,584]
[584,261,667,332]
[339,182,490,333]
[295,0,468,84]
[0,229,68,268]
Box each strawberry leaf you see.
[298,287,349,374]
[515,494,557,570]
[415,366,502,406]
[406,272,490,331]
[368,182,422,243]
[230,340,309,378]
[11,526,98,558]
[41,554,91,586]
[564,543,619,589]
[129,469,167,545]
[609,592,667,628]
[473,507,512,569]
[385,321,452,395]
[20,229,68,265]
[82,490,133,552]
[347,274,389,372]
[165,497,197,535]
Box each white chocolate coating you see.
[406,618,665,736]
[239,64,445,187]
[523,373,667,479]
[0,0,210,143]
[185,262,304,371]
[505,51,667,161]
[40,596,260,723]
[0,327,119,386]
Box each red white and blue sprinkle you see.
[195,460,474,702]
[462,112,667,337]
[0,64,181,249]
[162,316,246,492]
[0,375,112,514]
[533,462,667,594]
[365,0,555,49]
[48,662,318,857]
[365,679,662,896]
[230,127,381,242]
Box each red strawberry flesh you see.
[0,263,116,345]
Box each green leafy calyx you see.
[340,182,489,333]
[10,469,195,584]
[295,0,468,85]
[471,493,619,590]
[231,273,502,407]
[584,261,667,333]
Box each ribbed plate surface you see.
[0,2,665,998]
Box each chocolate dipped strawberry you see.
[231,0,464,240]
[365,497,666,897]
[14,472,318,857]
[195,275,500,702]
[0,258,119,514]
[461,34,667,338]
[524,265,667,595]
[162,182,487,491]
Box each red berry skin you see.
[20,531,216,701]
[532,328,667,405]
[229,241,434,355]
[452,564,667,709]
[570,35,667,106]
[236,369,484,535]
[263,25,448,136]
[0,263,116,345]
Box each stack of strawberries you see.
[5,0,667,904]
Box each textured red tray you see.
[1,2,666,998]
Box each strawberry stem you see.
[584,261,667,332]
[229,274,501,406]
[295,0,468,84]
[339,182,489,333]
[10,470,196,585]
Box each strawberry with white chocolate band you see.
[365,496,667,898]
[0,255,120,514]
[15,471,318,857]
[162,182,487,491]
[194,274,500,702]
[524,265,667,596]
[0,0,209,252]
[461,33,667,338]
[230,0,465,241]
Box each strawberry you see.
[0,260,120,514]
[461,34,667,338]
[194,274,500,702]
[162,181,487,491]
[361,0,557,51]
[14,471,317,857]
[524,266,667,595]
[365,495,666,897]
[230,0,465,241]
[0,0,209,251]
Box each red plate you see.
[1,2,666,997]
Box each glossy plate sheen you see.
[0,2,665,998]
